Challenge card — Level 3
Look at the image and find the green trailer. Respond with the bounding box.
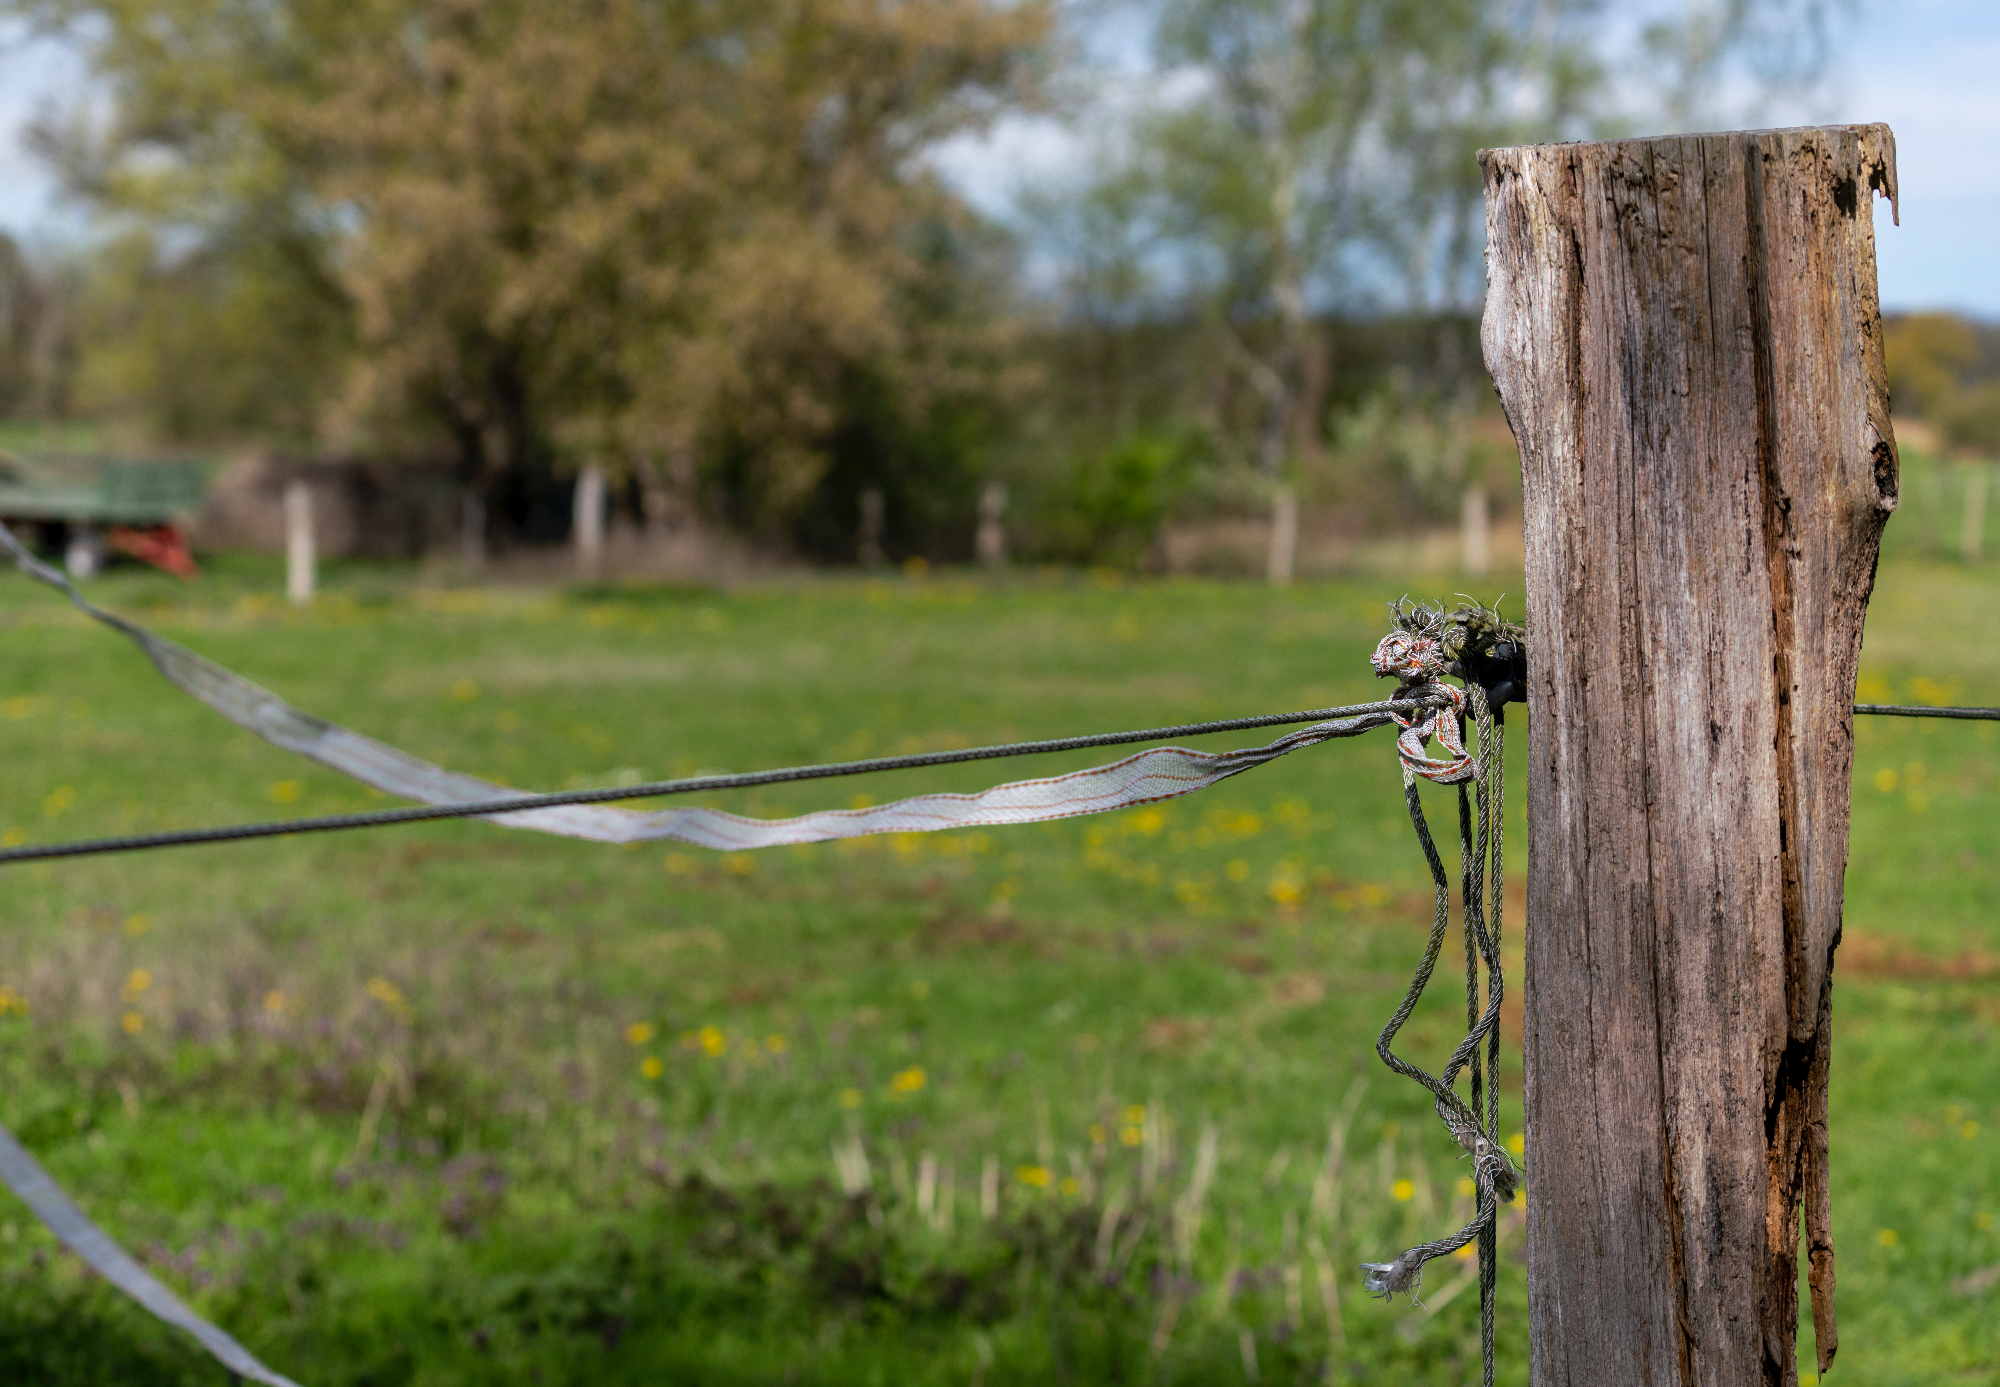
[0,452,208,577]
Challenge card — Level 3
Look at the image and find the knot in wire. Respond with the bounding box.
[1360,1252,1430,1299]
[1459,1130,1520,1206]
[1371,600,1487,785]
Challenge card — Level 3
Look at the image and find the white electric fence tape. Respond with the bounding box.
[0,518,1395,1385]
[0,1125,302,1387]
[0,521,1391,846]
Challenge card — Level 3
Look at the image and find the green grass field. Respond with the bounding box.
[0,478,1997,1383]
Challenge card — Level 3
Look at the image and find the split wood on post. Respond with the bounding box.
[1481,125,1898,1383]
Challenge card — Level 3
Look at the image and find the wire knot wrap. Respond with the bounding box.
[1371,621,1473,782]
[1365,601,1519,1384]
[1370,599,1523,786]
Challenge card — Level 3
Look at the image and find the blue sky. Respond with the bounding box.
[3,1,1995,314]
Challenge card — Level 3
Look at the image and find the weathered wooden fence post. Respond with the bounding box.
[1480,126,1900,1382]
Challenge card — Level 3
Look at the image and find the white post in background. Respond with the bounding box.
[63,526,105,579]
[1461,483,1490,575]
[976,480,1008,568]
[1962,464,1988,564]
[284,479,315,607]
[1266,484,1298,586]
[460,489,486,574]
[574,464,606,578]
[858,487,885,568]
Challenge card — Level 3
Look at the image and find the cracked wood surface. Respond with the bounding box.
[1479,125,1898,1385]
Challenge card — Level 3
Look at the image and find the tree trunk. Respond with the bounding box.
[1480,125,1900,1383]
[1266,485,1298,587]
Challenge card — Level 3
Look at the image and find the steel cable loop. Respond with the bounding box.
[1372,775,1482,1138]
[1361,641,1514,1387]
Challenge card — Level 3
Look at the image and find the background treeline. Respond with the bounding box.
[0,0,1954,568]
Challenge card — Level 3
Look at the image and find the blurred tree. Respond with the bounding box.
[1884,312,2000,458]
[0,233,77,421]
[1079,0,1594,581]
[1023,0,1865,574]
[15,0,1048,549]
[1885,312,1982,421]
[1640,0,1857,133]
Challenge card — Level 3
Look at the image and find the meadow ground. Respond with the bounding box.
[0,474,1997,1384]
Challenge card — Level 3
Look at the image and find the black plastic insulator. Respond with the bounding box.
[1459,641,1527,716]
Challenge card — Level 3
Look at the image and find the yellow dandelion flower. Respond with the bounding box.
[1225,859,1250,882]
[1058,1177,1081,1196]
[1511,1189,1527,1209]
[1456,1177,1477,1198]
[1506,1132,1525,1156]
[839,1088,863,1109]
[1016,1165,1051,1188]
[1123,1104,1146,1125]
[1965,1121,1980,1140]
[664,853,697,876]
[364,977,409,1018]
[123,915,150,937]
[451,679,479,702]
[42,785,75,818]
[1873,767,1898,793]
[698,1025,726,1056]
[263,991,288,1014]
[625,1022,657,1046]
[119,969,153,1003]
[1453,1243,1476,1260]
[1391,1178,1416,1202]
[1976,1211,1993,1230]
[1875,1228,1898,1247]
[1120,1126,1143,1147]
[640,1056,664,1079]
[121,1012,143,1035]
[723,854,755,876]
[1089,1124,1109,1144]
[270,780,304,805]
[889,1067,926,1095]
[764,1033,788,1054]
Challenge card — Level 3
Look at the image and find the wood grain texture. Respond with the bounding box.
[1479,126,1898,1385]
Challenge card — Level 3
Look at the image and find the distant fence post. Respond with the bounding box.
[1962,464,1988,564]
[1460,484,1489,575]
[574,464,607,579]
[976,480,1008,568]
[1481,125,1900,1380]
[284,478,315,607]
[858,487,885,568]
